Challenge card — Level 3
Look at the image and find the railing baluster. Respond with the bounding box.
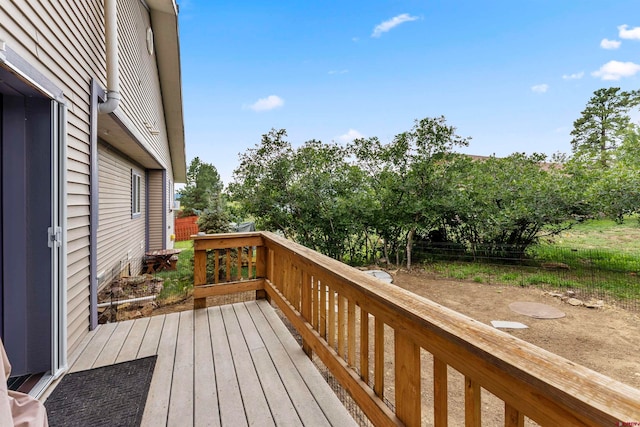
[434,357,448,427]
[348,299,356,367]
[337,295,346,358]
[214,249,219,284]
[301,270,312,358]
[236,246,242,280]
[319,280,326,339]
[311,276,318,330]
[225,248,231,282]
[465,376,481,427]
[504,403,524,427]
[395,331,421,427]
[360,307,369,384]
[328,287,336,348]
[374,318,384,399]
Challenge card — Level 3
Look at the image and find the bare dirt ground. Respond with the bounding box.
[391,268,640,391]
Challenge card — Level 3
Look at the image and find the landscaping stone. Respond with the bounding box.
[567,298,583,306]
[491,320,528,329]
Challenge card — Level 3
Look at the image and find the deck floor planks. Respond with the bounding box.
[140,311,180,427]
[69,321,118,373]
[137,314,165,359]
[255,300,358,426]
[53,301,357,426]
[221,304,276,427]
[116,316,150,363]
[194,308,220,427]
[167,310,195,426]
[92,319,134,368]
[208,306,248,427]
[234,303,302,427]
[246,302,333,426]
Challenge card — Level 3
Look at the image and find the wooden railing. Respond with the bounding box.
[193,232,640,426]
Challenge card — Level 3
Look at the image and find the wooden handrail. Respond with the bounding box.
[193,232,640,426]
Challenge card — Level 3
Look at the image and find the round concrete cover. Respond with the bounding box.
[364,270,393,283]
[508,302,566,319]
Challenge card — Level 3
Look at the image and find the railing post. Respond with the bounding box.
[194,248,207,309]
[255,246,267,300]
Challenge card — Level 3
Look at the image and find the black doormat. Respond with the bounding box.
[44,356,157,427]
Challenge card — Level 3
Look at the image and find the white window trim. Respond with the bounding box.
[132,170,142,218]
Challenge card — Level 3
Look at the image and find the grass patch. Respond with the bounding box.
[155,240,194,303]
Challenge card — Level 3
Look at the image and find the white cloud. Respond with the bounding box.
[562,71,584,80]
[600,38,621,49]
[592,60,640,80]
[337,129,365,143]
[328,69,349,75]
[618,24,640,40]
[531,84,549,93]
[247,95,284,112]
[371,14,419,38]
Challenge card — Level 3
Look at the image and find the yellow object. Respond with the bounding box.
[170,233,175,241]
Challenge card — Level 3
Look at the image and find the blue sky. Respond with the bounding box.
[176,0,640,185]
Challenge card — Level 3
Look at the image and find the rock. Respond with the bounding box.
[133,310,143,318]
[547,292,564,298]
[565,290,576,297]
[110,286,124,297]
[140,305,153,317]
[567,298,583,306]
[585,300,604,309]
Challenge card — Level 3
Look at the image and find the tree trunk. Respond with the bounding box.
[406,228,415,270]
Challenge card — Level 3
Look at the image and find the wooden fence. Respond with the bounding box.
[174,215,199,241]
[193,232,640,426]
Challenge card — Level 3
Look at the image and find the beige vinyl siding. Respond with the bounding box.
[117,0,173,173]
[97,145,146,284]
[148,170,164,250]
[0,0,179,356]
[0,1,106,354]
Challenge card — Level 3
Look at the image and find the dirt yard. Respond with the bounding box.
[391,268,640,390]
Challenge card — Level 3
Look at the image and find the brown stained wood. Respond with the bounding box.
[319,280,327,339]
[201,232,640,425]
[225,248,231,282]
[348,300,356,367]
[265,280,400,427]
[374,317,384,399]
[311,277,318,330]
[465,376,481,427]
[214,249,219,284]
[395,330,421,427]
[236,247,242,280]
[256,246,266,277]
[360,307,369,384]
[301,271,312,358]
[194,249,207,309]
[505,403,524,427]
[193,234,263,251]
[328,287,336,348]
[337,295,346,359]
[248,246,254,279]
[193,279,264,298]
[434,357,448,427]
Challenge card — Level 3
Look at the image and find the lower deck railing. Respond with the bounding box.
[193,232,640,426]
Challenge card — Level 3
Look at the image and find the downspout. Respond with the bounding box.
[98,0,120,114]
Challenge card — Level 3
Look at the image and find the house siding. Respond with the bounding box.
[0,0,181,356]
[97,145,146,284]
[148,170,164,250]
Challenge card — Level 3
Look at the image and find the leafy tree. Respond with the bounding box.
[178,157,224,214]
[570,87,639,167]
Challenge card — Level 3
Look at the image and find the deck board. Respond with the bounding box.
[51,301,357,426]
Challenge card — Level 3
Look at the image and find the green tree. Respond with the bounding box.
[570,87,639,167]
[178,157,224,213]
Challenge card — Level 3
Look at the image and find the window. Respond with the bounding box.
[132,170,142,217]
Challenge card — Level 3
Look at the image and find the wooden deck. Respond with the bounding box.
[46,300,357,426]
